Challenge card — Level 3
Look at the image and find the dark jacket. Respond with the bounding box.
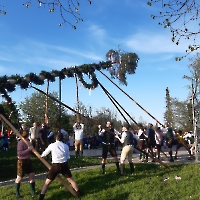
[123,131,134,147]
[102,128,115,144]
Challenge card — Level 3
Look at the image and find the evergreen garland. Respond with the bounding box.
[0,54,139,104]
[0,61,112,103]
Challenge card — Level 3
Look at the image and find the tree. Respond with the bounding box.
[137,116,147,127]
[60,114,73,134]
[184,53,200,128]
[0,101,21,147]
[164,87,175,128]
[0,0,92,29]
[164,53,200,131]
[148,0,200,60]
[0,101,20,128]
[19,91,65,129]
[171,98,193,131]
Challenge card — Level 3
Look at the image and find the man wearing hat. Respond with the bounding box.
[115,122,138,176]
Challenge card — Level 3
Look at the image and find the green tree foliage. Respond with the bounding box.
[186,53,200,127]
[164,53,200,131]
[59,114,73,134]
[18,91,65,129]
[171,98,193,131]
[164,87,175,128]
[0,101,21,147]
[0,101,20,127]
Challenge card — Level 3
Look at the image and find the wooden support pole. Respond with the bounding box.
[0,114,78,197]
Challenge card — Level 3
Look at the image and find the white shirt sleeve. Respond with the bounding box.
[120,132,127,143]
[98,129,105,136]
[41,144,52,157]
[114,129,121,136]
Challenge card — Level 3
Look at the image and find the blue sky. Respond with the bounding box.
[0,0,196,125]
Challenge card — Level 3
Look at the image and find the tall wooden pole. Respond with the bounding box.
[45,80,49,124]
[0,114,78,197]
[31,86,171,169]
[59,78,62,131]
[99,70,164,126]
[75,75,80,122]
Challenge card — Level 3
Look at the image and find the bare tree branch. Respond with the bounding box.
[147,0,200,60]
[0,5,6,15]
[1,1,92,29]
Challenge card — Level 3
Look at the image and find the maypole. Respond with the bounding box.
[44,80,49,124]
[59,77,62,130]
[98,81,171,168]
[98,81,138,125]
[75,75,80,122]
[98,70,164,126]
[30,86,171,169]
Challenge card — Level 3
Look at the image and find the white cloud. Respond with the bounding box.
[0,55,13,62]
[124,30,191,54]
[87,24,106,45]
[0,39,104,73]
[47,45,103,61]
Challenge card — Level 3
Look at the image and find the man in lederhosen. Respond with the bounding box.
[98,121,120,174]
[137,123,148,162]
[115,123,138,176]
[165,127,174,162]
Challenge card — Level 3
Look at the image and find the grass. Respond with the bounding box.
[1,147,200,200]
[0,147,111,181]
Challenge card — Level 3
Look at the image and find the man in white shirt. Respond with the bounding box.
[39,133,82,200]
[73,122,84,158]
[29,122,40,151]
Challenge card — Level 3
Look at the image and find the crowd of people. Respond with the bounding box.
[135,122,195,163]
[8,119,195,199]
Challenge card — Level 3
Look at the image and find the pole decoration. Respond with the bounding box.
[0,50,139,104]
[106,49,139,86]
[0,61,112,103]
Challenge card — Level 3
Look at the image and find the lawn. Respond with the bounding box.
[1,148,200,200]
